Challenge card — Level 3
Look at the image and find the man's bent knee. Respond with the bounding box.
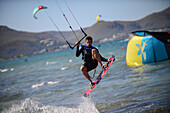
[80,65,87,72]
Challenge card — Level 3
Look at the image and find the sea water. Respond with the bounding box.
[0,39,170,113]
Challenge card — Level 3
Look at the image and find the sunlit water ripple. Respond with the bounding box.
[0,39,170,113]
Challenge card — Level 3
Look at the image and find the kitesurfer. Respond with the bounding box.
[76,36,108,86]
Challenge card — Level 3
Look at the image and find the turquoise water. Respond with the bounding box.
[0,39,170,113]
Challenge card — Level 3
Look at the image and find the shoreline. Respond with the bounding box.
[0,38,128,62]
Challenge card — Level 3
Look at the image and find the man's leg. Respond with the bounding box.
[92,49,103,68]
[80,65,92,83]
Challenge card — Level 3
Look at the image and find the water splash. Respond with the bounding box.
[2,97,99,113]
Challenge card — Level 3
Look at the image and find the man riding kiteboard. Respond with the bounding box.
[76,36,109,87]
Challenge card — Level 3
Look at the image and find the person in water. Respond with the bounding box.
[76,36,108,86]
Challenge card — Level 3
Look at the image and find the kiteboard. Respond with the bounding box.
[84,55,115,97]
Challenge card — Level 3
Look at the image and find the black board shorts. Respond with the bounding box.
[83,59,98,72]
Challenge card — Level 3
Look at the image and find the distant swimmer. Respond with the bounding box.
[76,36,109,86]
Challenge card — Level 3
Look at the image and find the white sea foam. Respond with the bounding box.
[46,61,57,65]
[31,82,45,88]
[31,81,62,89]
[47,81,61,85]
[1,86,17,93]
[69,59,73,63]
[2,98,99,113]
[120,38,129,42]
[61,67,68,71]
[0,69,8,72]
[124,38,129,42]
[10,68,14,71]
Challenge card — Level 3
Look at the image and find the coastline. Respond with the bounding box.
[0,37,127,62]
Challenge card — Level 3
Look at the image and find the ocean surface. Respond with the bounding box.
[0,39,170,113]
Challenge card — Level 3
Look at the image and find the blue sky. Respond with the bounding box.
[0,0,169,32]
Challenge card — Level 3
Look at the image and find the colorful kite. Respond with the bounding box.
[33,6,47,19]
[96,15,102,24]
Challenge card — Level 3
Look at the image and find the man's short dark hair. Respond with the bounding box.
[86,36,93,43]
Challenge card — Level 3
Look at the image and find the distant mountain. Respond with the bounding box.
[0,27,73,60]
[86,7,170,41]
[0,7,170,61]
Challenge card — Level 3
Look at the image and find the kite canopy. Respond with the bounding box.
[33,6,47,19]
[96,15,102,24]
[126,31,170,67]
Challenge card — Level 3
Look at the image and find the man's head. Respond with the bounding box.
[85,36,93,47]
